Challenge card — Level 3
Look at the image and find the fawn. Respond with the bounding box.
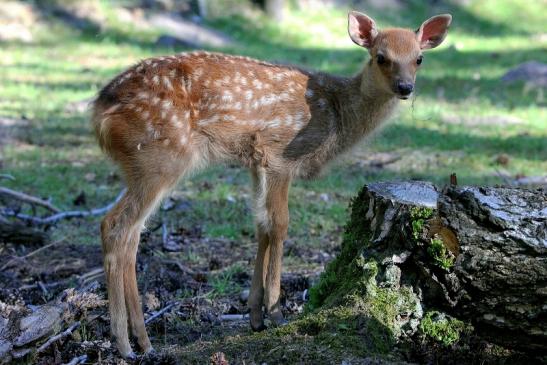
[92,11,451,358]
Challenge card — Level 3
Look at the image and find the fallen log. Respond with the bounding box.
[309,181,546,356]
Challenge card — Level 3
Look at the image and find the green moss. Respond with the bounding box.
[410,206,434,240]
[427,237,455,270]
[419,311,468,346]
[307,186,375,310]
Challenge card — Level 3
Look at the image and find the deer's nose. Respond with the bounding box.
[397,81,414,96]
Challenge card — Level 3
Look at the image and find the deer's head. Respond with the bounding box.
[348,11,452,99]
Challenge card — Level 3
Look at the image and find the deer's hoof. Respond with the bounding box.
[268,310,287,327]
[121,350,137,361]
[251,322,268,332]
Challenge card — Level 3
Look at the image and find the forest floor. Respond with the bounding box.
[0,0,545,364]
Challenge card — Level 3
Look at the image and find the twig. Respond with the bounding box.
[220,314,249,321]
[162,222,168,246]
[165,259,198,276]
[37,321,81,353]
[63,354,88,365]
[2,188,126,225]
[145,302,179,324]
[38,281,48,295]
[0,186,61,213]
[0,237,65,271]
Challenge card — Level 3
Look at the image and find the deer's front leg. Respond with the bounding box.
[262,174,291,326]
[249,170,291,329]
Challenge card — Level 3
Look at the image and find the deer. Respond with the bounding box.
[91,11,452,358]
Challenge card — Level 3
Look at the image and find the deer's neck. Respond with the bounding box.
[331,65,399,152]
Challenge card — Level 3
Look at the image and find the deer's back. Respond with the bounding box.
[91,51,326,173]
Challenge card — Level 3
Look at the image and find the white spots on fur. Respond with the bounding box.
[204,79,211,87]
[180,135,188,145]
[152,75,159,85]
[142,110,150,119]
[197,115,219,126]
[192,68,203,81]
[240,77,248,86]
[163,76,173,90]
[162,99,173,110]
[233,101,242,110]
[245,90,253,100]
[144,59,151,65]
[183,111,190,121]
[222,90,233,103]
[152,96,160,105]
[163,139,170,146]
[222,115,236,121]
[169,69,176,78]
[252,79,263,90]
[137,91,149,100]
[170,114,180,127]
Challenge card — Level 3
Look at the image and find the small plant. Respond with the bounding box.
[410,207,434,240]
[427,236,454,270]
[208,264,245,298]
[419,311,467,346]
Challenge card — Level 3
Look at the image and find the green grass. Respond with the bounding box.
[1,0,545,253]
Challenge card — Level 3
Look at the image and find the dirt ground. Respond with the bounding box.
[0,218,333,364]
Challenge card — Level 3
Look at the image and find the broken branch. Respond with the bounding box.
[36,321,81,354]
[0,186,61,213]
[2,188,126,225]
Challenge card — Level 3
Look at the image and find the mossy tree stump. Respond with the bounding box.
[309,181,546,354]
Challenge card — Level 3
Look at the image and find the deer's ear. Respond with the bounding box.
[348,11,378,49]
[416,14,452,50]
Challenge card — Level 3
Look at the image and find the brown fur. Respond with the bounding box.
[91,11,451,358]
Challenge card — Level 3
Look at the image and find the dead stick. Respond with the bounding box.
[37,321,81,353]
[0,237,65,271]
[0,186,61,213]
[63,354,88,365]
[3,188,126,225]
[145,302,179,324]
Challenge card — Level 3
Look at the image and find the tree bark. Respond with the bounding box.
[359,181,546,352]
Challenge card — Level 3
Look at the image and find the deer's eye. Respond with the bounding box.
[377,54,386,65]
[417,55,423,65]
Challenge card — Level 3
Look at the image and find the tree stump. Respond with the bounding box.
[309,181,546,355]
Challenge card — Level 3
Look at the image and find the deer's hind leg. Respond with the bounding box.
[101,160,183,358]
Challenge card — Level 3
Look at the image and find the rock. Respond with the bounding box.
[148,13,234,48]
[14,305,64,347]
[501,61,547,87]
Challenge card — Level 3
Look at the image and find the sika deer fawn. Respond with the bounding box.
[92,11,451,358]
